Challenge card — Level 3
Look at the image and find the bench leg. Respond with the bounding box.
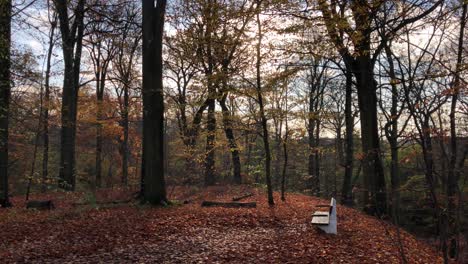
[317,219,337,235]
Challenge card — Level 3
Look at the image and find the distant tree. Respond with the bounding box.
[341,68,354,206]
[171,0,257,185]
[394,16,452,261]
[306,59,327,196]
[111,3,141,187]
[317,0,443,215]
[0,0,11,207]
[141,0,167,204]
[164,30,205,179]
[41,9,58,193]
[85,1,118,188]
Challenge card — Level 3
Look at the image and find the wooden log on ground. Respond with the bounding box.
[232,193,254,201]
[72,199,132,207]
[26,200,55,210]
[201,201,256,208]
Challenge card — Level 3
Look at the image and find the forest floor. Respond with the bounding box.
[0,185,448,263]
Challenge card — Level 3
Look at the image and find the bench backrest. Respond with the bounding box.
[330,197,336,219]
[328,198,336,213]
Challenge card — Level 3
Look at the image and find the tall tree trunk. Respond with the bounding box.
[204,97,216,186]
[55,0,86,191]
[421,118,448,262]
[384,43,401,220]
[141,0,167,204]
[256,6,274,205]
[42,14,56,193]
[95,73,103,188]
[219,94,241,184]
[89,33,113,189]
[274,131,281,189]
[318,0,388,215]
[341,70,353,205]
[121,86,129,186]
[353,55,387,215]
[59,77,79,191]
[335,125,342,196]
[202,0,216,186]
[280,132,288,201]
[281,85,289,201]
[447,2,467,258]
[94,51,109,188]
[315,118,321,195]
[0,0,11,207]
[336,127,344,164]
[308,116,316,193]
[307,63,323,196]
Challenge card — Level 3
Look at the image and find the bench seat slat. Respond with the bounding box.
[312,211,329,216]
[311,215,330,225]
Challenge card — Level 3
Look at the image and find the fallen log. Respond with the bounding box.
[232,193,254,201]
[26,200,55,210]
[72,199,132,207]
[201,201,256,208]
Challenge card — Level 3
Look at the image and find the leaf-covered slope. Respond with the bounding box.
[0,186,444,263]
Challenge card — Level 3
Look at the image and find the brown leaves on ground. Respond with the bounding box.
[0,186,444,263]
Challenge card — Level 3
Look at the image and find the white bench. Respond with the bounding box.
[311,197,337,234]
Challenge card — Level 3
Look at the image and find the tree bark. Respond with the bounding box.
[113,8,140,187]
[0,0,11,207]
[42,14,57,193]
[384,43,400,220]
[353,55,387,215]
[90,41,112,188]
[306,61,326,196]
[141,0,167,204]
[447,2,466,258]
[121,86,129,186]
[219,94,241,184]
[204,97,216,186]
[256,5,274,205]
[55,0,86,191]
[95,71,103,188]
[315,117,321,195]
[341,70,353,205]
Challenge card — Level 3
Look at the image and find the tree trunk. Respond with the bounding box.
[256,6,274,205]
[281,129,288,201]
[336,127,343,165]
[55,0,86,191]
[341,70,353,205]
[219,95,241,184]
[121,86,129,186]
[447,2,466,258]
[59,76,79,191]
[141,0,167,204]
[0,0,11,207]
[204,97,216,186]
[42,14,56,193]
[353,55,387,215]
[95,77,103,188]
[308,116,316,193]
[274,132,281,189]
[314,108,321,195]
[384,43,400,220]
